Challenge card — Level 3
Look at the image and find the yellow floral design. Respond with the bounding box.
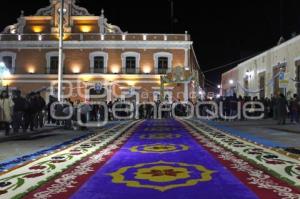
[109,161,215,192]
[130,144,189,153]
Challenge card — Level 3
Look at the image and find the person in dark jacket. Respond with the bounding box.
[290,94,300,124]
[12,90,28,133]
[35,92,46,128]
[24,92,39,131]
[277,94,288,125]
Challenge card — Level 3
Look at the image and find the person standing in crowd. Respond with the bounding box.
[272,94,279,120]
[12,90,28,133]
[24,92,39,131]
[277,93,288,125]
[0,90,14,136]
[290,94,299,124]
[36,92,46,128]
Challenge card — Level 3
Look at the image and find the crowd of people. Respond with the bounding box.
[1,90,299,136]
[0,90,46,136]
[206,93,300,125]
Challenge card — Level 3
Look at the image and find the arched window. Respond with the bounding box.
[121,52,140,74]
[89,52,108,73]
[154,52,173,74]
[0,51,16,74]
[46,51,65,74]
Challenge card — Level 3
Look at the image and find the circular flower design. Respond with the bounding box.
[130,144,189,154]
[0,182,11,188]
[109,161,215,192]
[24,172,44,178]
[29,165,46,170]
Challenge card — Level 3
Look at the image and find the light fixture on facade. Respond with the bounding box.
[229,79,234,85]
[72,66,81,74]
[143,34,147,41]
[32,26,44,33]
[18,34,22,41]
[112,66,120,74]
[80,26,92,33]
[38,34,42,41]
[246,70,251,79]
[122,34,126,41]
[28,67,35,74]
[143,66,151,74]
[217,85,221,89]
[164,35,167,41]
[101,34,105,41]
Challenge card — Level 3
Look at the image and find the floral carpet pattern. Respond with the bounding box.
[0,121,137,199]
[1,120,300,199]
[186,119,300,187]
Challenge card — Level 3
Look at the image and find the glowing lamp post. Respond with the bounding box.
[0,62,10,89]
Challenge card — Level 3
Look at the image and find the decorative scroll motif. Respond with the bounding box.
[99,9,124,34]
[35,0,93,16]
[35,4,52,16]
[71,2,92,16]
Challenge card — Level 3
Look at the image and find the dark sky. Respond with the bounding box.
[1,0,300,89]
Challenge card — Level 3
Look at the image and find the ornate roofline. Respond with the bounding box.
[35,0,93,16]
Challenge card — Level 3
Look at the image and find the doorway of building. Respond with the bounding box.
[244,78,249,97]
[273,65,286,96]
[259,72,265,99]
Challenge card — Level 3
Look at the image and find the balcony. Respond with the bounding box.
[0,33,190,42]
[125,68,136,74]
[157,68,168,74]
[94,68,105,73]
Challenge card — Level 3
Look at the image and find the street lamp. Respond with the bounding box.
[0,62,10,88]
[217,85,221,89]
[57,0,66,102]
[229,79,234,85]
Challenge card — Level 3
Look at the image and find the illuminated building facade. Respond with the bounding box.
[0,0,203,103]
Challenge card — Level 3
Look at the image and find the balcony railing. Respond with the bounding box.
[0,33,190,42]
[157,68,168,74]
[125,68,137,74]
[94,68,105,73]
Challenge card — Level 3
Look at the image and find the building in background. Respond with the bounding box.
[0,0,203,103]
[221,35,300,99]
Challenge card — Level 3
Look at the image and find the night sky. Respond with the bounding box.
[1,0,300,90]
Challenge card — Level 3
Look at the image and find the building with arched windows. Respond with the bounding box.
[0,0,203,103]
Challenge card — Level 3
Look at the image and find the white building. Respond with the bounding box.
[221,35,300,99]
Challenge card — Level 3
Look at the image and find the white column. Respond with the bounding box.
[107,85,112,102]
[184,82,189,102]
[184,49,189,69]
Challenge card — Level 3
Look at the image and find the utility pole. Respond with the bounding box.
[58,0,64,102]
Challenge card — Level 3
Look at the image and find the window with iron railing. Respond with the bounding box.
[2,56,13,73]
[49,56,59,74]
[94,56,104,73]
[126,57,136,74]
[157,57,168,74]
